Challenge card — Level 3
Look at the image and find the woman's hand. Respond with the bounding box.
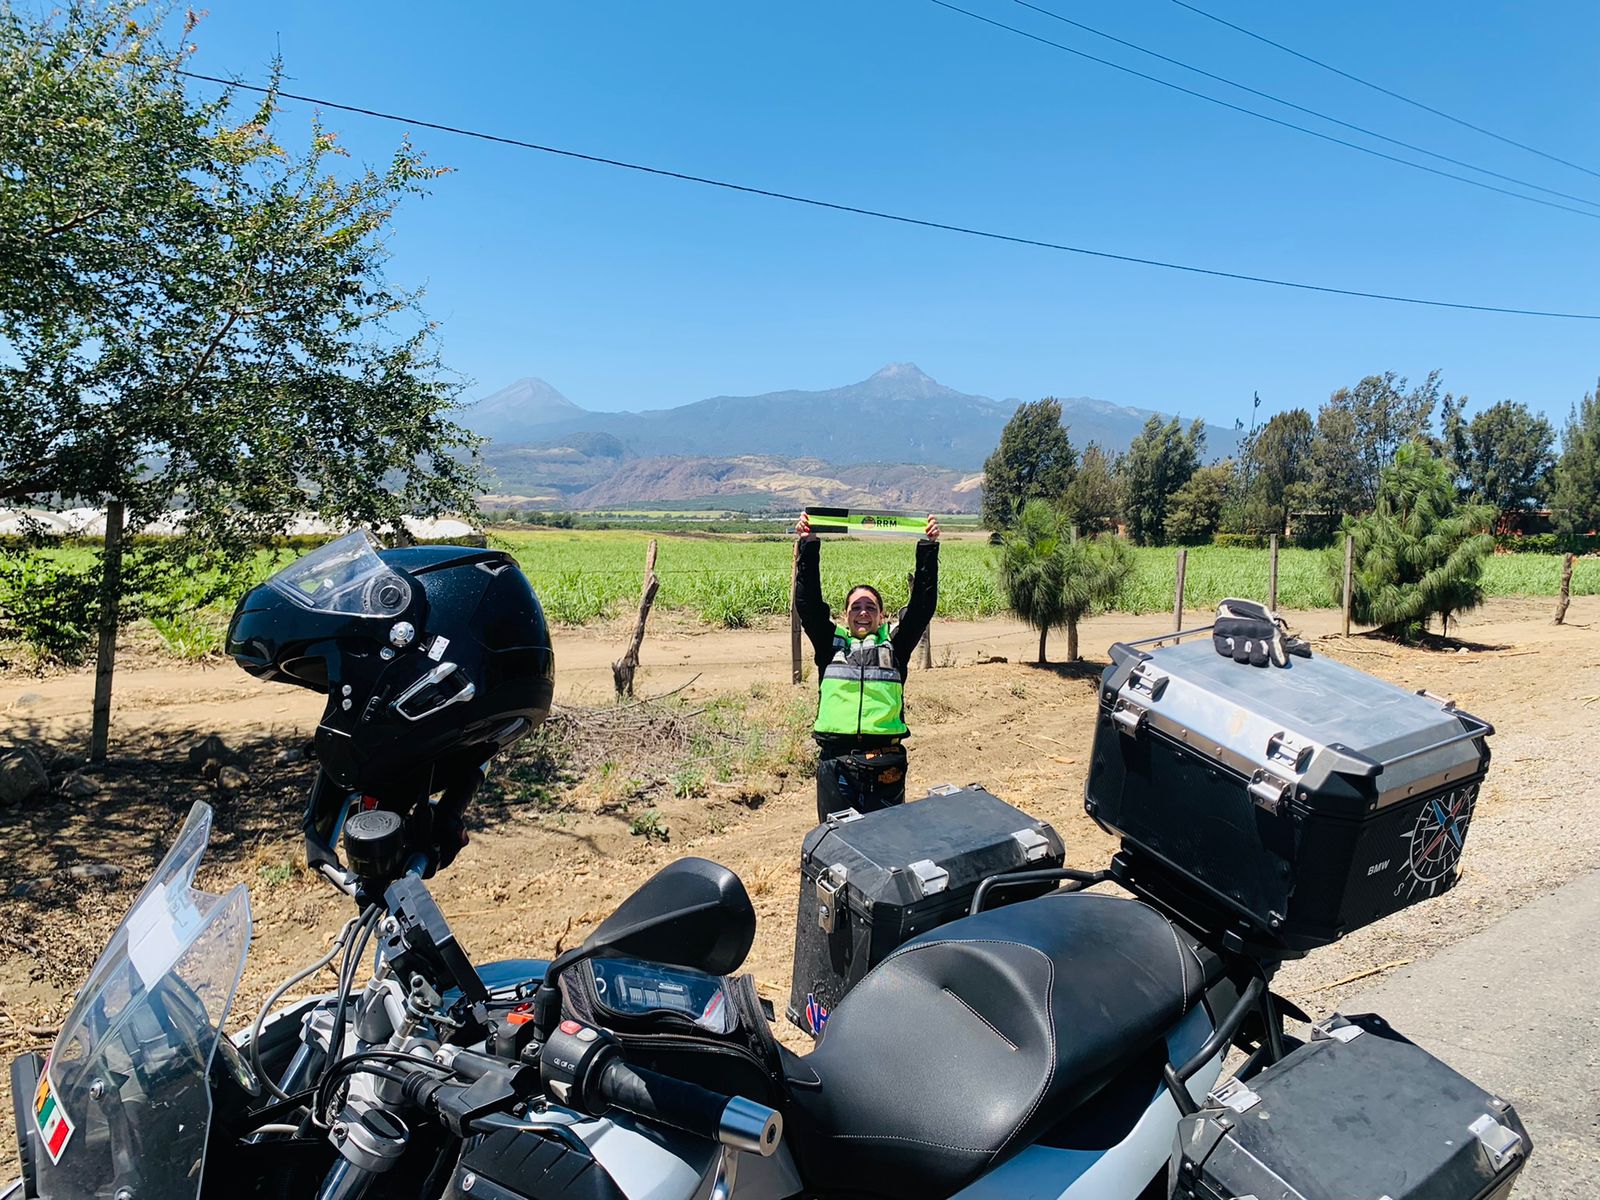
[925,514,941,541]
[796,512,812,539]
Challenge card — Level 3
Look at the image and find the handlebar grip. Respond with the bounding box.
[592,1060,781,1156]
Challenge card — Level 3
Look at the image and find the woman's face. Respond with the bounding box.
[845,589,883,636]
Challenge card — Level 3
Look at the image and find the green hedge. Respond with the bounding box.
[1493,532,1600,554]
[1212,533,1272,549]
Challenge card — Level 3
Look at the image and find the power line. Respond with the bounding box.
[1007,0,1600,212]
[1168,0,1600,184]
[174,69,1600,321]
[926,0,1600,223]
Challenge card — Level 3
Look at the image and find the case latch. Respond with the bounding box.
[1011,828,1051,862]
[1127,662,1169,700]
[1207,1078,1262,1114]
[908,859,950,896]
[1468,1113,1525,1172]
[1112,698,1148,738]
[1247,769,1293,815]
[1266,731,1310,773]
[816,868,847,934]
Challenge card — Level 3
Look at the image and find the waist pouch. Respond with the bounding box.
[559,958,784,1104]
[829,744,908,792]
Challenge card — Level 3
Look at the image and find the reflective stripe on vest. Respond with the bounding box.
[814,623,907,737]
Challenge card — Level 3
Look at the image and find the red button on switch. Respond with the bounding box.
[559,1019,583,1035]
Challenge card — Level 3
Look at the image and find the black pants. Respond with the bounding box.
[815,743,908,823]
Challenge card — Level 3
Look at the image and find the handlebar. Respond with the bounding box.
[592,1059,781,1156]
[540,1019,781,1156]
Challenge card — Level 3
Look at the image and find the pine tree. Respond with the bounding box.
[1333,443,1495,642]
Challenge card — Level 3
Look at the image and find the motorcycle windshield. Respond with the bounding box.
[266,528,412,617]
[34,801,250,1200]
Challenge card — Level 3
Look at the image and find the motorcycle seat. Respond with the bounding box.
[782,889,1218,1200]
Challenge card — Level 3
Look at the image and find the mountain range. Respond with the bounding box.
[466,364,1240,511]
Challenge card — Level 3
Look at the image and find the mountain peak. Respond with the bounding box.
[869,362,934,383]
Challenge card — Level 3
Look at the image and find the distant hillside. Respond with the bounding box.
[568,455,982,513]
[462,363,1241,471]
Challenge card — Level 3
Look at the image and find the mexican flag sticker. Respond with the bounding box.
[33,1062,75,1164]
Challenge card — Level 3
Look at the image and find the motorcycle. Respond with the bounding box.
[7,780,1531,1200]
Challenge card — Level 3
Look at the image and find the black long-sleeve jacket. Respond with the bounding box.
[795,535,939,749]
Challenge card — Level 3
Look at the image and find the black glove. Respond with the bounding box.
[1212,598,1309,667]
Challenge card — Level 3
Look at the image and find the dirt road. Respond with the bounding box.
[1,595,1596,1179]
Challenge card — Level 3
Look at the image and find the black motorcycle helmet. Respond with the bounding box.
[227,530,555,796]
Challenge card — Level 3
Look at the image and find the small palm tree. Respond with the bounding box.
[998,500,1069,663]
[1060,530,1135,662]
[998,501,1134,663]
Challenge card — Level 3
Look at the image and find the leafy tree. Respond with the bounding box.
[1552,381,1600,537]
[1463,400,1556,511]
[1163,464,1234,543]
[1060,442,1122,534]
[1120,416,1204,546]
[1333,443,1495,642]
[981,398,1077,531]
[995,500,1132,662]
[1439,391,1471,487]
[1287,402,1365,546]
[0,4,478,759]
[1235,409,1312,534]
[1340,370,1448,507]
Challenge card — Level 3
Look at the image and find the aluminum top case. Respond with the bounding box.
[1085,635,1493,951]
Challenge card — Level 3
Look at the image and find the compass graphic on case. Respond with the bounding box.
[1398,785,1477,898]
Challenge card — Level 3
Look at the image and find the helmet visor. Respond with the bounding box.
[266,530,413,617]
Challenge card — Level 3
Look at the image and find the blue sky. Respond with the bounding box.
[184,1,1600,427]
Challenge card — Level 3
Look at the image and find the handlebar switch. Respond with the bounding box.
[540,1019,619,1112]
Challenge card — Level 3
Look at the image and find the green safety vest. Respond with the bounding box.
[814,623,907,737]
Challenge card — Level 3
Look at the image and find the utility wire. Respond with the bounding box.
[927,0,1600,223]
[174,69,1600,320]
[1007,0,1600,212]
[1168,0,1600,184]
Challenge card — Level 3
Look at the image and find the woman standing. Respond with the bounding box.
[794,512,940,822]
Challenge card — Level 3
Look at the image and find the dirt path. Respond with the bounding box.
[1,596,1596,1178]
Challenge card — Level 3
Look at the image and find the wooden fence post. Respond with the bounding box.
[907,571,933,668]
[88,499,126,765]
[1342,534,1355,637]
[611,539,659,698]
[790,540,803,684]
[1268,534,1280,612]
[1554,552,1575,625]
[1173,548,1188,633]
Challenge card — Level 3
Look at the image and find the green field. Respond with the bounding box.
[489,531,1600,627]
